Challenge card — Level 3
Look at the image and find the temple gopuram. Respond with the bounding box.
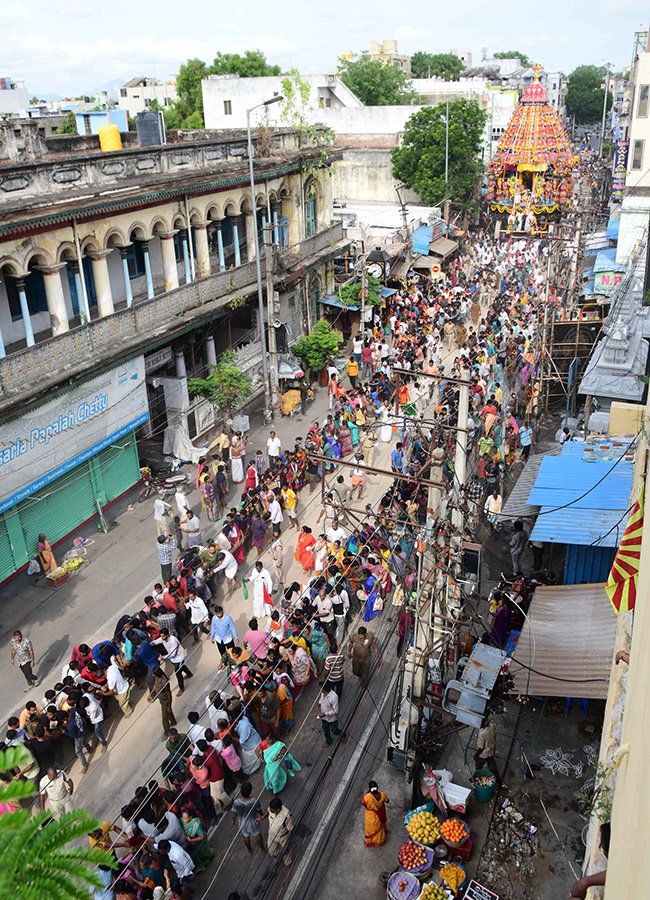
[486,67,577,234]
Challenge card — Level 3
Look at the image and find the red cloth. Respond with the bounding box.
[162,591,178,613]
[71,644,93,668]
[203,747,225,783]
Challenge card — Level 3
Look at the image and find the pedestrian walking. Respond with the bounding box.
[39,766,73,818]
[79,694,108,753]
[473,715,499,779]
[148,667,177,736]
[249,561,274,619]
[153,497,172,538]
[268,491,284,537]
[316,683,345,747]
[509,519,527,576]
[347,356,359,388]
[362,781,389,847]
[11,630,38,689]
[103,661,132,716]
[232,781,265,855]
[323,640,344,697]
[259,797,294,869]
[348,626,378,686]
[270,535,285,593]
[267,431,282,467]
[211,606,238,658]
[156,533,176,583]
[157,628,193,696]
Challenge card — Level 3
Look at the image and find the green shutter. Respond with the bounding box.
[0,430,141,584]
[96,432,141,503]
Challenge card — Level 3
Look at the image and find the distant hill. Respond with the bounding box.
[31,92,64,102]
[100,78,124,95]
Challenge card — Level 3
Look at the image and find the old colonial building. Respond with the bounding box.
[0,123,347,582]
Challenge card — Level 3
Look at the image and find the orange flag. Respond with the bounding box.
[606,490,644,613]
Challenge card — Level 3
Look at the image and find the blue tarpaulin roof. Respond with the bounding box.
[320,295,360,311]
[606,219,620,241]
[594,249,625,273]
[528,442,634,546]
[412,225,432,256]
[381,288,397,297]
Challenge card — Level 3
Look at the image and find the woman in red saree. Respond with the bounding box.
[294,526,316,571]
[227,521,246,565]
[362,781,389,847]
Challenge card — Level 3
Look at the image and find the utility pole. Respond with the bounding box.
[599,64,611,159]
[452,368,470,532]
[360,262,367,336]
[264,224,279,412]
[445,97,450,231]
[537,246,553,422]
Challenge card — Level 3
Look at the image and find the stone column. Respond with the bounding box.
[273,210,280,246]
[244,210,257,262]
[175,350,187,378]
[118,246,134,307]
[159,232,180,292]
[215,221,225,271]
[233,221,241,267]
[35,263,69,336]
[141,240,155,299]
[12,277,35,347]
[193,221,211,278]
[179,229,192,284]
[0,322,5,357]
[206,335,217,367]
[68,261,84,317]
[87,250,115,318]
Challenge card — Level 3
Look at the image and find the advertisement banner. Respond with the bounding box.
[612,140,629,202]
[0,357,148,513]
[594,271,623,296]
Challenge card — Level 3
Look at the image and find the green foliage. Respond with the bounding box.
[392,98,487,205]
[411,52,465,81]
[176,57,209,120]
[180,109,204,129]
[55,112,77,134]
[566,65,613,124]
[127,114,137,131]
[494,50,532,67]
[339,54,418,106]
[29,96,40,105]
[149,99,182,131]
[211,50,280,77]
[338,274,382,307]
[291,320,342,372]
[188,349,253,416]
[279,69,335,175]
[0,746,116,900]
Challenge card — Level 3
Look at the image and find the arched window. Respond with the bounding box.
[305,184,318,238]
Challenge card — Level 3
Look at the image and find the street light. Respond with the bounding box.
[599,62,612,159]
[246,94,283,423]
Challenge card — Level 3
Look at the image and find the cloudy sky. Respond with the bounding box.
[7,0,649,97]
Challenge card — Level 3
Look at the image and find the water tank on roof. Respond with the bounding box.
[136,110,166,147]
[98,124,122,152]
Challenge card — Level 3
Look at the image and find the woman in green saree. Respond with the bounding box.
[257,733,301,795]
[181,810,214,872]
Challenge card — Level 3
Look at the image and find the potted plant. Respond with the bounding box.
[291,320,342,384]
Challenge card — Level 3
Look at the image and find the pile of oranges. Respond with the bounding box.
[440,818,468,846]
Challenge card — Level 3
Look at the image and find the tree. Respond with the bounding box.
[187,349,253,417]
[279,69,335,174]
[338,275,382,307]
[566,65,613,124]
[176,57,209,121]
[0,745,115,900]
[493,50,532,67]
[392,99,487,206]
[149,99,182,131]
[29,96,40,105]
[127,114,137,131]
[339,55,418,106]
[211,50,280,77]
[291,320,342,373]
[55,112,77,134]
[411,52,465,81]
[180,109,204,129]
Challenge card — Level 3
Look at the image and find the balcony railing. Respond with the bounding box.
[0,222,345,404]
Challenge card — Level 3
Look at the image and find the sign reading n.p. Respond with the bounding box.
[0,356,149,513]
[463,880,499,900]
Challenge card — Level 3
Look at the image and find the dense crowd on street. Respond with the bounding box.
[1,227,548,900]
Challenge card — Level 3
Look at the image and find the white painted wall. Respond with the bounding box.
[202,74,362,130]
[333,149,422,204]
[320,105,425,135]
[626,52,650,191]
[118,81,178,119]
[0,86,30,115]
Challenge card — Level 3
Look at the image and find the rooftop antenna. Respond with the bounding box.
[481,47,488,61]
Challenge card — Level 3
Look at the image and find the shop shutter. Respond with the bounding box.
[0,519,16,584]
[97,432,141,503]
[19,464,96,562]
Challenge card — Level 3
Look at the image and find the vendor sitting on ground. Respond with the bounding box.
[565,822,609,899]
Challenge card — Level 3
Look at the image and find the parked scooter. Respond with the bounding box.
[137,467,189,503]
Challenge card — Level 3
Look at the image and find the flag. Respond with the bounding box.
[606,489,644,613]
[263,582,274,607]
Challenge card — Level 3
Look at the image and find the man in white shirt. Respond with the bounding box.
[104,662,132,716]
[314,588,335,640]
[80,693,108,753]
[187,711,206,749]
[214,550,239,598]
[158,838,194,881]
[61,660,82,684]
[39,766,73,817]
[249,560,274,618]
[157,629,193,696]
[205,690,229,733]
[352,334,363,364]
[267,431,282,466]
[268,492,284,537]
[326,518,347,545]
[316,683,344,747]
[153,497,172,537]
[175,487,191,518]
[186,592,211,641]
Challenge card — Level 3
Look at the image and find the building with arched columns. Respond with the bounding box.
[0,124,349,584]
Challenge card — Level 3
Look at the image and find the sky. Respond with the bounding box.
[6,0,649,97]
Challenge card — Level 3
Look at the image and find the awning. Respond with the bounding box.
[412,255,442,271]
[606,219,620,241]
[510,583,616,699]
[429,237,459,259]
[319,296,360,311]
[501,450,559,520]
[381,288,397,297]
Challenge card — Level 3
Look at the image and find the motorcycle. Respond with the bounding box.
[137,467,189,503]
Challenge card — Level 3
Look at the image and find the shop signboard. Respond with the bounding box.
[0,356,148,513]
[463,880,499,900]
[594,271,623,295]
[612,140,629,202]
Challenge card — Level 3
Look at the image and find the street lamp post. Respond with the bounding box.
[246,94,283,423]
[599,63,611,159]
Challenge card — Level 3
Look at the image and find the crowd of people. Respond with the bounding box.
[1,226,548,898]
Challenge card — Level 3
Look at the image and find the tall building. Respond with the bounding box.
[118,77,178,119]
[368,40,412,76]
[0,122,348,584]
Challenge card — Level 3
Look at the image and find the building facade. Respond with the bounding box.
[118,77,178,119]
[0,124,347,583]
[368,40,412,76]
